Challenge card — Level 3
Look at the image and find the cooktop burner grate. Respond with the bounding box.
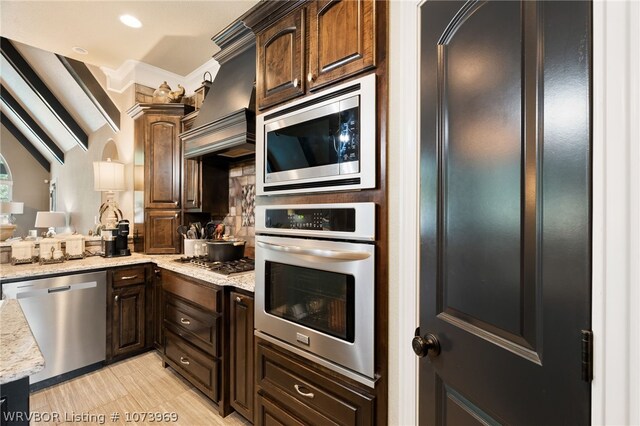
[174,256,255,275]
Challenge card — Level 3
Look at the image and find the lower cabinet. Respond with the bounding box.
[255,339,375,426]
[160,270,226,415]
[230,291,254,422]
[107,265,153,361]
[0,376,29,426]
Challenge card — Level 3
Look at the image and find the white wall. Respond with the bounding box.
[387,1,640,424]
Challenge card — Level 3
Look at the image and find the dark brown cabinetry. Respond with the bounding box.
[256,8,306,110]
[127,103,192,254]
[144,210,181,254]
[152,268,163,350]
[161,270,227,413]
[307,0,376,91]
[107,265,153,361]
[255,339,374,426]
[252,0,376,111]
[183,159,201,210]
[230,291,254,422]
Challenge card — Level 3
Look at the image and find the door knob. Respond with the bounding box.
[412,328,441,358]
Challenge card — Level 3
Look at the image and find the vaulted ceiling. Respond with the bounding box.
[0,1,258,169]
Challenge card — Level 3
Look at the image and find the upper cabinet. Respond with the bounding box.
[257,8,305,110]
[251,0,377,111]
[307,0,376,91]
[145,115,182,209]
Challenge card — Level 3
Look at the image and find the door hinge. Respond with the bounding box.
[581,330,593,382]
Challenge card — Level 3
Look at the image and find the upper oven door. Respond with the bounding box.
[255,234,375,380]
[257,73,376,196]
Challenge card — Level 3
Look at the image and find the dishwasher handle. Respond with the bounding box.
[48,286,71,293]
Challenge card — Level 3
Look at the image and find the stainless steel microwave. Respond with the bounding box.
[256,74,376,195]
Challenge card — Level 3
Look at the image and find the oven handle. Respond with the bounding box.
[257,241,371,260]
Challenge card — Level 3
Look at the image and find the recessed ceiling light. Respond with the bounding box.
[72,46,89,55]
[119,14,142,28]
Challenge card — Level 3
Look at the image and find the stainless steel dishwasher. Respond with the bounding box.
[3,271,106,386]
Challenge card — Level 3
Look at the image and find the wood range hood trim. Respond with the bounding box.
[182,20,256,159]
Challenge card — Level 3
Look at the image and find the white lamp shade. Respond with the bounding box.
[35,211,66,228]
[0,201,24,214]
[94,160,125,192]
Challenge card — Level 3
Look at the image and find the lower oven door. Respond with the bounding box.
[255,235,375,382]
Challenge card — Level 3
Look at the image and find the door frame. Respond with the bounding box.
[387,1,640,425]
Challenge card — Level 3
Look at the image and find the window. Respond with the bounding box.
[0,154,13,202]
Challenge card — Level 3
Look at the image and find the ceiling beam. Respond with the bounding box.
[1,84,65,165]
[57,55,120,133]
[1,113,51,172]
[1,37,89,150]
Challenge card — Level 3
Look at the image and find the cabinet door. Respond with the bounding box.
[145,115,182,209]
[183,158,201,211]
[230,292,254,422]
[257,8,305,110]
[307,0,376,91]
[112,285,146,357]
[145,210,181,254]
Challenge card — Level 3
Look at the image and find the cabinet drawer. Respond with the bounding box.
[161,270,221,312]
[165,295,220,356]
[164,330,219,401]
[112,266,146,287]
[256,392,306,426]
[256,342,374,425]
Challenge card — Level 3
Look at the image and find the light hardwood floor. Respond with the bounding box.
[29,351,251,426]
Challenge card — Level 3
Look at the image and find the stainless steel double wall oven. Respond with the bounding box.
[254,203,376,386]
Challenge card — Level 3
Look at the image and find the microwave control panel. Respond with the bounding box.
[265,208,356,232]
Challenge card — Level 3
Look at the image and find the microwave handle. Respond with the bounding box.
[256,241,371,261]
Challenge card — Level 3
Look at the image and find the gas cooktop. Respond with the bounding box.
[174,256,255,275]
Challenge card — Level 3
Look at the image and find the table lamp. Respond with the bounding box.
[35,211,66,238]
[0,201,24,240]
[94,158,125,229]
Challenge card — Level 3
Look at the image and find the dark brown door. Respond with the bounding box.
[307,0,376,91]
[112,285,146,357]
[144,210,181,254]
[256,8,305,110]
[145,115,181,209]
[230,291,254,422]
[418,1,591,424]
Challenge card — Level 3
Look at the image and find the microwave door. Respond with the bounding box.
[264,96,361,184]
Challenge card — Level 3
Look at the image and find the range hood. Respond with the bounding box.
[182,21,256,159]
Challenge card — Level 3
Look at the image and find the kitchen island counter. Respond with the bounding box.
[0,299,45,384]
[0,253,255,292]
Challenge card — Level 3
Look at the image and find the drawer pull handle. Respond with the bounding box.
[180,357,190,365]
[294,384,314,399]
[180,318,191,325]
[235,296,242,303]
[120,275,138,280]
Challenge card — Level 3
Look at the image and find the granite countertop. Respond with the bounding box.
[0,253,255,293]
[0,299,45,384]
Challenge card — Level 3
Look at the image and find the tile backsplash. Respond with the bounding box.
[223,160,256,257]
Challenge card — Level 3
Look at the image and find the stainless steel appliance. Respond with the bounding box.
[3,271,107,387]
[256,74,376,195]
[174,256,255,275]
[254,203,376,387]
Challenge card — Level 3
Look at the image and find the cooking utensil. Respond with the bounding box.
[176,225,188,239]
[205,239,245,262]
[204,222,216,240]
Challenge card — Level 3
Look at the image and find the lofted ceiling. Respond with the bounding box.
[0,0,259,168]
[0,0,259,75]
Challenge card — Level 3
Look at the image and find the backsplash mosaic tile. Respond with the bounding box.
[223,159,256,257]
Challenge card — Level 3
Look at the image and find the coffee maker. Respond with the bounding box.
[102,220,131,257]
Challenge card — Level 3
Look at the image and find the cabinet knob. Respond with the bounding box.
[307,72,316,83]
[235,296,242,303]
[114,295,119,303]
[293,78,299,88]
[173,200,179,206]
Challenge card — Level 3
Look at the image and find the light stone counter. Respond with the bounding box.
[0,253,255,293]
[0,299,45,384]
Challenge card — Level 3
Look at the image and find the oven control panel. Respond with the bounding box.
[265,208,355,232]
[256,203,375,241]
